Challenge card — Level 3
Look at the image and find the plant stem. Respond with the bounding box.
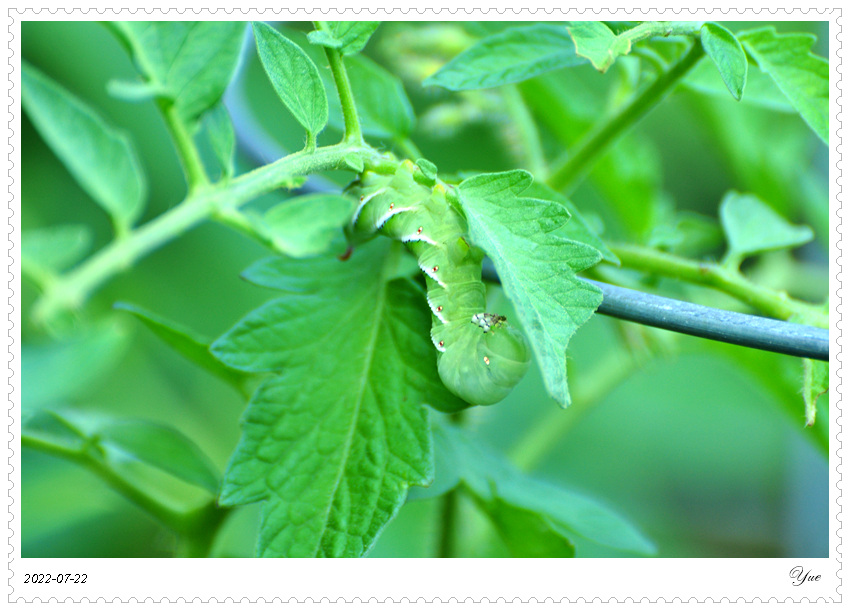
[22,434,186,533]
[317,22,363,144]
[436,411,466,558]
[437,487,459,558]
[502,85,547,178]
[160,101,209,192]
[509,352,641,471]
[212,207,276,251]
[398,138,423,160]
[610,243,827,325]
[33,142,385,323]
[23,434,229,557]
[546,41,705,193]
[619,21,704,45]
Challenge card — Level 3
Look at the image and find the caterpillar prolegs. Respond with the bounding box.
[347,161,531,407]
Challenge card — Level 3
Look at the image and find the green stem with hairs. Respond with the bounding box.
[316,21,364,145]
[33,143,389,323]
[610,243,828,325]
[159,101,210,193]
[546,40,705,193]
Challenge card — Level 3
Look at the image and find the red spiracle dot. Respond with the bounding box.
[437,306,443,312]
[432,266,439,273]
[389,202,394,210]
[417,227,423,234]
[438,341,444,347]
[360,195,364,202]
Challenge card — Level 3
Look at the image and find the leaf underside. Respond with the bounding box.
[424,24,586,91]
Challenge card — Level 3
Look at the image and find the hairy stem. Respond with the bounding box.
[33,142,385,323]
[610,243,827,325]
[317,21,364,145]
[546,40,705,193]
[160,101,210,192]
[212,207,276,251]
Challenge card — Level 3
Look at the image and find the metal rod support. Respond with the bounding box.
[480,265,829,362]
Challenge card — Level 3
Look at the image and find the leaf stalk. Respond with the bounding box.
[33,143,386,323]
[317,21,364,145]
[546,40,705,193]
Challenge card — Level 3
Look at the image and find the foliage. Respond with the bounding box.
[21,19,830,559]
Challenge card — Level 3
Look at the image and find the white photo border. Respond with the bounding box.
[6,4,843,603]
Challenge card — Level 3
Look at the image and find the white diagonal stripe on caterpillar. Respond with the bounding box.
[401,233,438,245]
[351,187,387,226]
[426,294,448,323]
[430,332,447,353]
[375,205,416,230]
[420,263,447,288]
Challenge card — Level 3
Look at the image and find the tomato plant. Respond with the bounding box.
[20,20,830,558]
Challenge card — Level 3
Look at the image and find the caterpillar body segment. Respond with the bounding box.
[346,162,531,408]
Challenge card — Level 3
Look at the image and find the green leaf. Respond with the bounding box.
[700,23,747,101]
[521,181,619,264]
[739,27,828,143]
[423,24,586,91]
[108,21,246,124]
[470,494,576,557]
[263,194,355,258]
[344,55,415,140]
[22,408,90,453]
[211,241,464,557]
[683,57,793,111]
[719,191,814,263]
[416,158,438,181]
[201,104,236,179]
[23,407,220,496]
[566,21,632,73]
[438,423,655,555]
[21,62,146,233]
[458,171,603,407]
[342,153,365,173]
[802,358,828,427]
[96,420,220,494]
[22,224,92,274]
[252,22,329,139]
[114,302,255,398]
[308,21,380,56]
[274,28,413,142]
[22,320,129,411]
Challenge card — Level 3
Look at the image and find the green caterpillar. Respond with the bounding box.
[346,161,530,407]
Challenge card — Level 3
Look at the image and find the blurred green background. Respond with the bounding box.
[21,20,830,558]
